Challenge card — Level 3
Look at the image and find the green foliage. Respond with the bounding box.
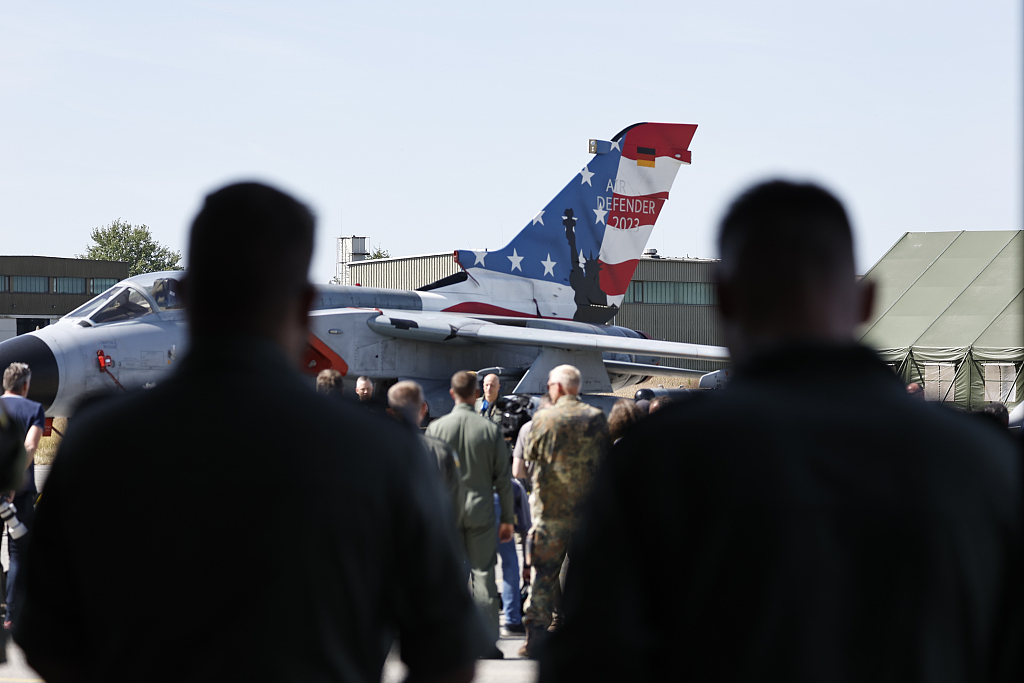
[368,244,390,260]
[77,218,182,277]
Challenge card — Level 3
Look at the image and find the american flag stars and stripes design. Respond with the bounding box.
[456,122,697,301]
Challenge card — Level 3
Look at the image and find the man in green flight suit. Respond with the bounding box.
[520,364,609,658]
[474,373,503,424]
[427,370,514,659]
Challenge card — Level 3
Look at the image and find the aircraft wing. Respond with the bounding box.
[366,310,729,362]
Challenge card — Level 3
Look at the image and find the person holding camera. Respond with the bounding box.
[0,362,44,631]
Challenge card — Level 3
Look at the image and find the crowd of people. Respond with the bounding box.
[0,180,1018,682]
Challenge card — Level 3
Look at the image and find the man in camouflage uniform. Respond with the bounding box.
[520,364,609,658]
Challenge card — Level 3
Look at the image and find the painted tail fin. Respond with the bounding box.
[455,122,697,320]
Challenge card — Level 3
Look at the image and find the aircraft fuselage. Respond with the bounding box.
[0,274,661,418]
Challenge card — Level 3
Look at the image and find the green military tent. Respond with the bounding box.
[859,230,1023,410]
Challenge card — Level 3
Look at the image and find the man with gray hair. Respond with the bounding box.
[0,362,46,630]
[387,380,463,527]
[519,364,608,657]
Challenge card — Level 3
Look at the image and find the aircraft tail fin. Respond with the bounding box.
[455,122,697,313]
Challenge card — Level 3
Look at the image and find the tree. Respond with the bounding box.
[368,244,390,260]
[78,219,182,277]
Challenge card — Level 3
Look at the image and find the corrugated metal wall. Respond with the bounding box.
[614,303,721,345]
[614,302,725,371]
[347,253,459,290]
[617,258,724,370]
[631,258,716,283]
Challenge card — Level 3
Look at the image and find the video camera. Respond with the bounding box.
[497,394,535,443]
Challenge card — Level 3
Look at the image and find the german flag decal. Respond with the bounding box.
[636,146,656,168]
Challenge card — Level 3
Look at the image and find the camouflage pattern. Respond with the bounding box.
[523,394,609,524]
[522,394,609,628]
[524,519,572,629]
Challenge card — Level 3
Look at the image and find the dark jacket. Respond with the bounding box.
[421,433,464,529]
[542,344,1022,683]
[16,336,486,681]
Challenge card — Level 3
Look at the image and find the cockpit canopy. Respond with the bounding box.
[64,271,185,325]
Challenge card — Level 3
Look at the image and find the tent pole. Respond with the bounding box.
[939,354,966,404]
[1000,362,1023,404]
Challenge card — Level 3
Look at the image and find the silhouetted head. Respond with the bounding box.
[716,180,874,363]
[906,382,925,400]
[608,398,643,442]
[981,402,1009,429]
[648,395,673,414]
[185,182,316,361]
[316,369,344,396]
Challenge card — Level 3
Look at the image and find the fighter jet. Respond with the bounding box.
[0,122,729,416]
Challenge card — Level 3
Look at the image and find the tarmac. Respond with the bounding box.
[0,632,538,683]
[0,464,539,682]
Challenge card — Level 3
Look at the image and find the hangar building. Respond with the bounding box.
[346,249,727,373]
[0,256,129,342]
[858,230,1022,410]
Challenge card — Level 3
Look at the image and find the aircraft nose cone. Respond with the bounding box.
[0,334,59,410]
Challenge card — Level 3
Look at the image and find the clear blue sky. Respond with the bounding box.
[1,1,1019,282]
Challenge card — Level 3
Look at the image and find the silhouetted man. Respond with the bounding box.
[541,181,1022,682]
[16,183,486,682]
